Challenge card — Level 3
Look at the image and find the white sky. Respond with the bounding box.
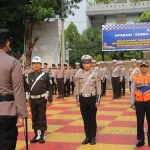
[64,0,88,34]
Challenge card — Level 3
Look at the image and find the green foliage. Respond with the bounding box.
[137,11,150,23]
[0,0,82,54]
[65,23,143,64]
[65,23,102,65]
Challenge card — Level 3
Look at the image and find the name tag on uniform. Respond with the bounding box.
[91,77,95,79]
[79,77,83,79]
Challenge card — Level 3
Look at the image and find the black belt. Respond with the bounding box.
[0,94,14,102]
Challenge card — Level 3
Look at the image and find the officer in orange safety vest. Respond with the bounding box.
[130,60,150,147]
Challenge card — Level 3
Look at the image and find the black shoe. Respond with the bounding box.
[39,136,45,144]
[90,137,96,145]
[136,140,145,147]
[148,140,150,146]
[82,138,90,145]
[57,95,61,99]
[30,135,39,143]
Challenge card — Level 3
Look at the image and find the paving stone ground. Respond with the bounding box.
[16,90,150,150]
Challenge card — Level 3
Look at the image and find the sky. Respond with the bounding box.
[64,0,88,34]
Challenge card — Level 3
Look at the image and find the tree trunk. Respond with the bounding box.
[26,17,33,65]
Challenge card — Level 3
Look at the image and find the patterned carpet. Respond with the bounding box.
[16,90,150,150]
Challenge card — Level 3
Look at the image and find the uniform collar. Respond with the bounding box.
[0,49,5,53]
[139,72,149,76]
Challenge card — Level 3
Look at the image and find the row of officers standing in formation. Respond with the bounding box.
[1,29,150,149]
[24,58,141,100]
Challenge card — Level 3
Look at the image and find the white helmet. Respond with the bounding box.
[32,56,42,63]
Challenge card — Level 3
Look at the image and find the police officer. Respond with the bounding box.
[128,59,140,91]
[43,63,49,73]
[130,61,150,147]
[137,60,142,68]
[0,29,27,150]
[25,56,53,144]
[51,64,57,95]
[109,60,123,99]
[76,55,101,145]
[64,64,71,97]
[74,62,82,80]
[119,61,127,96]
[100,61,108,96]
[24,63,32,75]
[69,65,75,95]
[91,59,97,71]
[55,64,64,99]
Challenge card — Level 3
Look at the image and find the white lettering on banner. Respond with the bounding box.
[115,33,149,37]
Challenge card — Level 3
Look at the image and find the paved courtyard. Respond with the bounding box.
[16,90,150,150]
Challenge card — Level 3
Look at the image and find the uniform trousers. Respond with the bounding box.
[30,98,47,131]
[120,76,125,96]
[112,77,120,99]
[135,101,150,141]
[129,81,132,92]
[51,77,57,94]
[0,116,18,150]
[64,79,70,96]
[56,78,64,96]
[70,77,75,94]
[79,95,97,138]
[101,77,107,96]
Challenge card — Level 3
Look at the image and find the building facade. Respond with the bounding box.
[86,0,150,28]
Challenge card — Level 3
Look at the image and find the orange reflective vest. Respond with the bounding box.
[133,74,150,102]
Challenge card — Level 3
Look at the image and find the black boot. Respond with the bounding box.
[39,131,45,144]
[82,137,90,145]
[148,140,150,146]
[61,94,64,99]
[136,140,145,147]
[57,95,61,99]
[90,137,96,145]
[30,130,39,143]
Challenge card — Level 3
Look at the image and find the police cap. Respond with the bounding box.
[75,62,80,66]
[32,56,42,63]
[137,60,142,64]
[112,60,117,63]
[131,59,137,63]
[81,55,93,62]
[64,64,67,67]
[26,63,30,66]
[140,61,149,67]
[100,61,105,64]
[96,62,100,65]
[91,59,97,63]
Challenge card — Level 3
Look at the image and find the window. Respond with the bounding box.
[116,14,126,24]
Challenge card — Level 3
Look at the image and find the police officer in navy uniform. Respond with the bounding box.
[131,61,150,147]
[76,55,101,145]
[0,29,27,150]
[25,56,53,144]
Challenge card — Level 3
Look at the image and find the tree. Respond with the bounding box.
[0,0,83,64]
[137,11,150,23]
[65,24,103,65]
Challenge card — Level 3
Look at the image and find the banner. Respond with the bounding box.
[102,22,150,51]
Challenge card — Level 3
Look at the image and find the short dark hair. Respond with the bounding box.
[52,64,56,67]
[0,39,10,49]
[58,64,61,66]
